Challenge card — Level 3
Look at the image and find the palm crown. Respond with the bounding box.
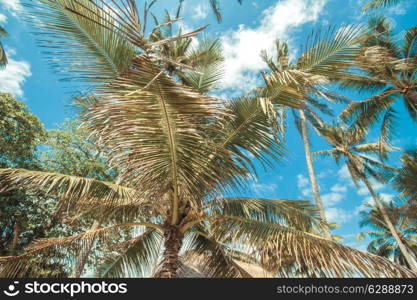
[342,17,417,147]
[0,0,416,278]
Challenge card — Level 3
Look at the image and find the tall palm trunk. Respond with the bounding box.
[298,109,332,239]
[71,220,101,278]
[362,175,417,271]
[9,220,21,255]
[156,226,183,278]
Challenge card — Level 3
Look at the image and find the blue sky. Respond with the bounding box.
[0,0,417,251]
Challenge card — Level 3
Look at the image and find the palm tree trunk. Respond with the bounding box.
[9,220,21,255]
[298,109,332,239]
[362,176,417,271]
[71,220,100,278]
[155,226,183,278]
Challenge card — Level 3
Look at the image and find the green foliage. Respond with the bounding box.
[358,202,417,269]
[363,0,401,12]
[0,93,45,168]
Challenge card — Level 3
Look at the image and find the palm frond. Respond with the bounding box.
[98,228,163,278]
[363,0,401,12]
[0,168,143,213]
[182,230,254,278]
[297,25,366,80]
[77,55,229,224]
[211,216,416,278]
[26,0,137,82]
[205,197,321,232]
[0,222,161,277]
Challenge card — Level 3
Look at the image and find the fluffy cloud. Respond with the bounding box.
[192,3,208,20]
[251,183,278,195]
[297,174,312,197]
[0,49,31,97]
[219,0,327,94]
[325,207,353,224]
[0,0,22,15]
[0,13,7,23]
[331,184,347,193]
[356,180,384,196]
[322,192,345,207]
[356,193,395,213]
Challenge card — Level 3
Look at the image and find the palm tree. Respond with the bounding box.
[386,148,417,221]
[257,28,365,239]
[0,0,414,278]
[363,0,402,11]
[3,96,412,278]
[316,123,417,271]
[358,202,417,269]
[0,25,7,69]
[341,17,417,146]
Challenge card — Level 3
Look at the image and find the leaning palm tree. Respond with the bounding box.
[257,27,365,239]
[358,202,417,269]
[363,0,402,12]
[316,123,417,271]
[341,17,417,146]
[387,148,417,221]
[0,0,415,278]
[0,25,7,69]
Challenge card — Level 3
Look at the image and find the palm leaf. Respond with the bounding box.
[211,216,417,278]
[98,228,163,278]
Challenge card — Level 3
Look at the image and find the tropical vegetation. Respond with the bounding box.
[0,0,416,278]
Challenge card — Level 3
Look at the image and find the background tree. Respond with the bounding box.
[257,27,365,239]
[38,118,119,277]
[358,202,417,269]
[0,93,45,256]
[316,123,417,271]
[341,17,417,148]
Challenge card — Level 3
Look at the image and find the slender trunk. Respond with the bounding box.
[155,226,183,278]
[9,220,21,255]
[362,176,417,271]
[70,220,100,278]
[298,109,332,239]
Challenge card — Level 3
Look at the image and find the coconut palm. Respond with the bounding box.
[358,202,417,269]
[341,17,417,147]
[363,0,402,11]
[148,6,224,94]
[386,148,417,221]
[316,123,417,271]
[3,95,413,278]
[0,0,414,278]
[0,25,7,69]
[257,27,365,239]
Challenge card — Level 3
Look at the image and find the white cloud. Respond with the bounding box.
[219,0,327,94]
[192,4,208,20]
[337,165,351,181]
[297,174,312,197]
[355,193,395,213]
[321,192,345,207]
[297,174,309,189]
[0,49,31,97]
[0,13,7,24]
[356,180,384,196]
[331,184,347,193]
[251,183,278,195]
[0,0,22,15]
[325,208,353,224]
